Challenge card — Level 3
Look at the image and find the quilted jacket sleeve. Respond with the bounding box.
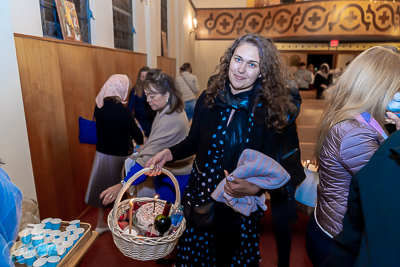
[339,126,381,177]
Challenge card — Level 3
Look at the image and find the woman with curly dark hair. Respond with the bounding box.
[146,33,305,267]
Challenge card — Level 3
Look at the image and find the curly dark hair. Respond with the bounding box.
[205,33,293,131]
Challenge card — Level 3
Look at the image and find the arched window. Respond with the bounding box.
[113,0,133,51]
[39,0,91,44]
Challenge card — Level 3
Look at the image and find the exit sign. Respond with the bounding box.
[330,40,339,47]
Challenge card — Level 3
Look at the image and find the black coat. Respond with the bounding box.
[95,101,143,156]
[169,90,305,187]
[323,130,400,267]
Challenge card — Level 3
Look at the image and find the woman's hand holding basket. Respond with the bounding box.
[100,183,123,205]
[145,149,173,176]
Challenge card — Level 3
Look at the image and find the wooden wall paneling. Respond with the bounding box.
[15,35,149,220]
[14,37,75,219]
[91,48,117,94]
[157,56,176,79]
[130,53,148,89]
[57,43,98,220]
[115,51,137,83]
[114,50,147,94]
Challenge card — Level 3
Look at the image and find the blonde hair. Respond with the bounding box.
[315,46,400,165]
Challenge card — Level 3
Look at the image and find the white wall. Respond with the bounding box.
[89,0,114,48]
[9,0,42,37]
[0,0,37,200]
[337,54,356,70]
[181,1,196,70]
[148,2,161,67]
[195,40,233,91]
[133,0,147,54]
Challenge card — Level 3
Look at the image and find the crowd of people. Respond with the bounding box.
[3,32,400,267]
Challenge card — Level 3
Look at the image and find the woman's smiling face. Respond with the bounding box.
[228,43,261,91]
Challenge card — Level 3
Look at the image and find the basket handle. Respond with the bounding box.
[111,167,181,232]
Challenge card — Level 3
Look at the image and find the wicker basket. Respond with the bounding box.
[107,167,186,261]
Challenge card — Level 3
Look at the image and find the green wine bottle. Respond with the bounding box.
[153,201,172,236]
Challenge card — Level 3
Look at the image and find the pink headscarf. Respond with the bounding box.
[95,74,130,108]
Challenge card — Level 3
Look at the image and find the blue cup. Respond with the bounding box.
[36,243,64,257]
[43,229,52,238]
[73,228,85,238]
[67,234,79,245]
[50,219,61,230]
[18,229,32,245]
[49,230,61,240]
[47,256,61,267]
[65,225,77,235]
[23,250,37,267]
[63,240,73,253]
[35,243,50,257]
[50,243,65,257]
[14,247,27,264]
[33,257,47,267]
[69,220,80,228]
[32,235,44,246]
[59,231,70,241]
[26,244,36,251]
[41,218,52,229]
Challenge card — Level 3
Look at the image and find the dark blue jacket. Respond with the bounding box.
[127,88,156,137]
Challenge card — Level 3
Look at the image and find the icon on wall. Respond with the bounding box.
[55,0,82,42]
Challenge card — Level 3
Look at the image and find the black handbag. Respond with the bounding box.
[78,109,97,145]
[183,200,215,230]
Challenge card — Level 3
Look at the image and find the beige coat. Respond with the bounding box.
[133,105,193,198]
[175,71,199,102]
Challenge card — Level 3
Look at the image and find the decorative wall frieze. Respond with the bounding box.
[275,42,400,51]
[196,1,400,41]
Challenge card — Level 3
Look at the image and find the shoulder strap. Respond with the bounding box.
[181,74,192,90]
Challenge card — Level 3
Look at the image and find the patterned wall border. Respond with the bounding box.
[196,1,400,41]
[275,42,400,51]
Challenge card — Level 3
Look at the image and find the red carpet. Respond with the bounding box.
[78,203,313,267]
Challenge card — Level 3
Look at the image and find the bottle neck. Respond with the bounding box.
[162,202,172,217]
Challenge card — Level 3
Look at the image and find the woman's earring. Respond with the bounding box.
[166,98,169,103]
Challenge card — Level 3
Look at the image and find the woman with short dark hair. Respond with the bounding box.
[101,69,192,207]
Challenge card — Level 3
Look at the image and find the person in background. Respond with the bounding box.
[286,66,302,118]
[127,66,157,138]
[85,74,144,234]
[322,130,400,267]
[314,63,331,99]
[0,161,23,267]
[331,68,342,86]
[145,33,305,267]
[101,69,193,206]
[295,62,312,91]
[307,63,315,90]
[306,46,400,266]
[175,63,200,122]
